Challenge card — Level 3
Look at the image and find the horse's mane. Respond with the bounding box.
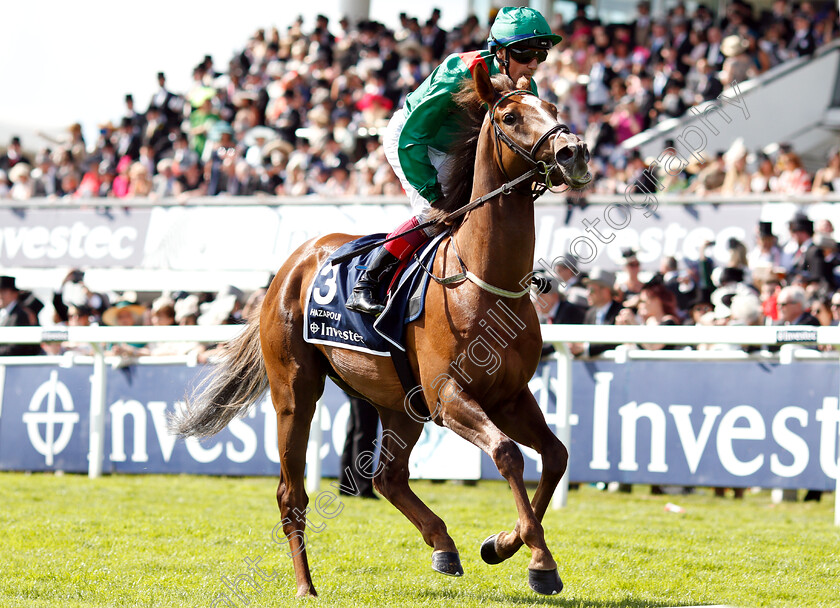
[428,73,515,228]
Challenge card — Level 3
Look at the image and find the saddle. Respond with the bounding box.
[304,233,447,418]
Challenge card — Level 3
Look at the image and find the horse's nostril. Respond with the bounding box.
[555,147,575,164]
[583,146,591,164]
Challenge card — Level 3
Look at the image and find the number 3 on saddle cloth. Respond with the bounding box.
[303,233,447,418]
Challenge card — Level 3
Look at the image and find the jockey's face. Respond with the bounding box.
[496,46,540,86]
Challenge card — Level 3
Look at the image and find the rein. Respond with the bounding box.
[330,156,555,266]
[414,235,532,299]
[490,89,568,186]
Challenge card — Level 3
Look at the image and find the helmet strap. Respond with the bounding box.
[499,47,511,75]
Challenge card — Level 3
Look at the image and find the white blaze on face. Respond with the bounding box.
[519,95,556,127]
[518,95,562,156]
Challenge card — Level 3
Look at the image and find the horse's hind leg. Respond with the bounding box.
[436,381,562,595]
[374,409,462,576]
[480,389,567,570]
[264,346,325,598]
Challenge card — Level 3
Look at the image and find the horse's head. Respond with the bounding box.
[474,67,591,190]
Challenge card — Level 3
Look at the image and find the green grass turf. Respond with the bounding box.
[0,473,837,607]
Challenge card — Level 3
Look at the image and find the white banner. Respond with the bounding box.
[9,201,840,273]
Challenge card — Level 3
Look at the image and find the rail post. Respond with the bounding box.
[88,344,107,479]
[552,343,573,509]
[836,357,840,527]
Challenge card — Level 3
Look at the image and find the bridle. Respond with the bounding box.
[489,88,569,189]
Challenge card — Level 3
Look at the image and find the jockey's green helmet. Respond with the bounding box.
[487,7,563,52]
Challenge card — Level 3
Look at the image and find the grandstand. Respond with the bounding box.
[1,1,838,202]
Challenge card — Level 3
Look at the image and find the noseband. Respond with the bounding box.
[489,89,568,185]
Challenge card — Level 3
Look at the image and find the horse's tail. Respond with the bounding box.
[171,311,268,438]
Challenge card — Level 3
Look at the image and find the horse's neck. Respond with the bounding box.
[454,136,536,292]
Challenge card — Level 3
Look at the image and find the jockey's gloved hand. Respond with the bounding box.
[531,275,551,294]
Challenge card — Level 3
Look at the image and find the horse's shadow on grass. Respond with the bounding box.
[414,587,702,608]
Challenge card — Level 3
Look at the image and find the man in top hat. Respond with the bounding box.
[148,71,183,129]
[686,291,714,325]
[1,136,32,172]
[115,117,141,161]
[660,255,695,312]
[748,221,783,272]
[568,268,622,357]
[786,213,830,285]
[0,275,41,356]
[788,12,816,57]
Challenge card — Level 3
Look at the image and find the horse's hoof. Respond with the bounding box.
[432,551,463,576]
[528,568,563,595]
[480,534,504,565]
[295,584,318,598]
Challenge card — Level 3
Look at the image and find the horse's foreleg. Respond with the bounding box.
[482,389,568,566]
[436,381,561,594]
[373,409,462,575]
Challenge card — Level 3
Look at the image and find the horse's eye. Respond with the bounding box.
[502,113,516,125]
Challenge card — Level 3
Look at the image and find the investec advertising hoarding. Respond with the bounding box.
[0,208,150,268]
[5,201,840,273]
[1,360,837,490]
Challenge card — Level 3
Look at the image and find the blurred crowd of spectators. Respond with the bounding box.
[1,1,839,203]
[533,210,840,361]
[0,269,263,362]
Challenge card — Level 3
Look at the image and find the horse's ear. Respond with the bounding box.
[473,64,497,108]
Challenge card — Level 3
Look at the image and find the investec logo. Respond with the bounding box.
[586,372,840,479]
[0,222,139,263]
[309,322,365,343]
[22,371,79,465]
[110,399,286,464]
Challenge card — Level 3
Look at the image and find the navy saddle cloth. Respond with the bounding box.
[304,233,445,356]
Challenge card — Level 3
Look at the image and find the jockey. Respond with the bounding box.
[346,6,563,316]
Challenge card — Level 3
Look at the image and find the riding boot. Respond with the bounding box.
[345,247,402,316]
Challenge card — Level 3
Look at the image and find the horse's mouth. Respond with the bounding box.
[558,170,592,190]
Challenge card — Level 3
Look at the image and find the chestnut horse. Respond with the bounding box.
[174,66,591,598]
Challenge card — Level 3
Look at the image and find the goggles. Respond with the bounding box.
[507,45,548,64]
